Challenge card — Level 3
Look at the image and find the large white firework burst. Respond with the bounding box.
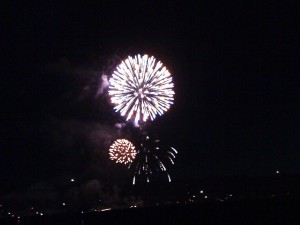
[109,139,137,165]
[108,54,174,126]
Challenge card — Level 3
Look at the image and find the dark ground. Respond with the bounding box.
[1,174,300,225]
[1,198,300,225]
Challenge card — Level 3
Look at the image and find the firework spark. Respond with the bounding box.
[109,139,137,165]
[129,136,178,185]
[108,54,174,126]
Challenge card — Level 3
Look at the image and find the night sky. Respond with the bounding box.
[2,1,300,196]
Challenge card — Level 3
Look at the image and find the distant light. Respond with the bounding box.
[36,212,39,215]
[71,178,75,182]
[204,195,208,199]
[8,212,10,215]
[101,208,111,212]
[62,203,66,206]
[229,194,233,197]
[200,190,204,194]
[40,213,43,216]
[276,170,280,174]
[81,211,84,214]
[192,195,196,198]
[17,216,20,219]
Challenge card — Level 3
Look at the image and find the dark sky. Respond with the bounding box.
[2,1,300,193]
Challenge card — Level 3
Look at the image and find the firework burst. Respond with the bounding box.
[108,54,174,126]
[109,139,137,165]
[129,135,178,185]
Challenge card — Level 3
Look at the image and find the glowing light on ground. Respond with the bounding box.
[101,208,112,211]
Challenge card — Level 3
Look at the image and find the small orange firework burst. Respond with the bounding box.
[109,139,137,165]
